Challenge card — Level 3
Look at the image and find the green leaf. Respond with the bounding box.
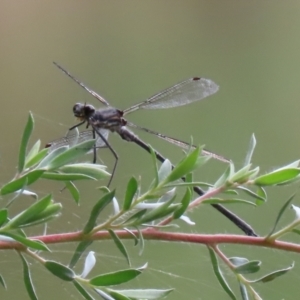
[18,113,34,173]
[230,257,261,274]
[108,229,130,266]
[108,288,173,299]
[214,165,231,188]
[229,164,253,183]
[255,186,267,205]
[173,188,192,219]
[73,281,94,300]
[202,198,256,206]
[123,209,148,225]
[244,134,256,166]
[101,289,130,300]
[46,139,96,170]
[239,283,249,300]
[45,261,75,281]
[250,262,294,283]
[0,170,45,195]
[65,181,80,205]
[25,139,40,164]
[164,146,201,183]
[83,190,115,234]
[19,252,38,300]
[254,168,300,186]
[89,269,142,286]
[0,274,7,289]
[94,289,116,299]
[158,159,172,183]
[138,193,178,224]
[237,186,266,204]
[25,148,50,169]
[0,209,8,227]
[139,204,180,224]
[266,193,296,238]
[0,232,50,251]
[24,203,62,225]
[291,228,300,235]
[59,163,109,180]
[123,177,138,210]
[137,227,145,256]
[41,172,95,181]
[38,146,69,168]
[69,240,93,269]
[124,228,139,246]
[207,246,236,300]
[5,194,52,229]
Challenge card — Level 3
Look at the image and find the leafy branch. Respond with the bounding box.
[1,115,300,299]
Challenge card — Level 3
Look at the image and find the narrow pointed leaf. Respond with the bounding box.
[0,209,8,227]
[5,194,52,229]
[38,146,69,168]
[139,204,179,224]
[46,139,96,170]
[19,252,37,300]
[173,188,192,219]
[123,209,148,225]
[110,289,174,299]
[137,227,145,256]
[214,165,231,188]
[239,282,249,300]
[103,290,130,300]
[0,232,49,251]
[18,112,34,173]
[25,148,49,169]
[165,147,200,183]
[149,145,159,187]
[255,168,300,186]
[60,163,109,180]
[266,193,296,238]
[250,263,294,283]
[123,177,138,210]
[203,198,256,206]
[25,140,41,166]
[124,228,138,245]
[65,181,80,205]
[237,186,266,203]
[207,246,236,300]
[41,172,95,181]
[83,190,115,234]
[158,159,172,183]
[256,186,267,205]
[0,274,6,289]
[45,261,75,281]
[73,281,94,300]
[0,170,45,195]
[69,240,93,268]
[234,260,261,274]
[94,289,115,299]
[244,134,256,166]
[108,229,130,266]
[89,269,141,286]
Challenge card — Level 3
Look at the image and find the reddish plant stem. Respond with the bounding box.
[1,230,300,253]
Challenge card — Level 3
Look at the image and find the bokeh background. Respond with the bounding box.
[1,1,300,299]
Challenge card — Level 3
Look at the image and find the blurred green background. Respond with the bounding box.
[1,1,300,299]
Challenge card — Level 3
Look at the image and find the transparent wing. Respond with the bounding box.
[53,62,110,106]
[123,77,219,115]
[46,129,109,153]
[126,121,229,163]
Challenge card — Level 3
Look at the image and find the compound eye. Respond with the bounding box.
[73,103,84,116]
